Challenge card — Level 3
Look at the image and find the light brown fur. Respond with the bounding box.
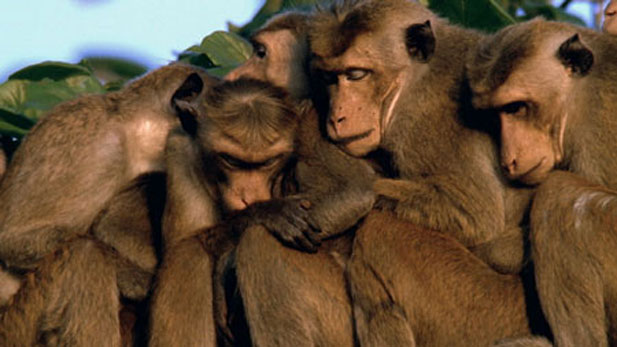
[468,19,617,346]
[220,4,546,345]
[310,0,546,344]
[0,64,217,346]
[149,79,299,347]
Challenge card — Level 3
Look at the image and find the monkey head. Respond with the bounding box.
[309,0,436,157]
[225,12,311,100]
[172,76,298,211]
[468,20,594,185]
[604,0,617,35]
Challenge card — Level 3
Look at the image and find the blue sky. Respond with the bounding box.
[0,1,603,82]
[0,0,261,81]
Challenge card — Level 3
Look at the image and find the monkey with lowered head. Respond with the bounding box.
[149,78,301,347]
[218,10,386,346]
[0,64,218,346]
[467,18,617,346]
[216,4,549,346]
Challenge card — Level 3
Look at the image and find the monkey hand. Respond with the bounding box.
[241,197,322,253]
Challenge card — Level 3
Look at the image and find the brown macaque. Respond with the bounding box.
[149,78,300,347]
[308,0,545,344]
[604,0,617,35]
[0,65,218,346]
[310,0,531,274]
[219,10,380,346]
[467,18,617,346]
[226,11,378,249]
[219,4,541,346]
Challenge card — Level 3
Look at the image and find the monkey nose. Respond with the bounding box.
[502,159,517,176]
[329,115,346,127]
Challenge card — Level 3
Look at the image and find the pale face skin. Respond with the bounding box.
[486,40,573,185]
[604,0,617,35]
[312,33,410,158]
[225,29,309,99]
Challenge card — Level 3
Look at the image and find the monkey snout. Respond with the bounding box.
[502,159,517,176]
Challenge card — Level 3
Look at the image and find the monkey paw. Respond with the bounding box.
[249,197,322,253]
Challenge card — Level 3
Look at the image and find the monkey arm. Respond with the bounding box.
[247,145,376,252]
[374,174,505,249]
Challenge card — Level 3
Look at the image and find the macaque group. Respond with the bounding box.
[2,0,617,345]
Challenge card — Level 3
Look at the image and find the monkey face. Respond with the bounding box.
[225,29,309,100]
[211,136,294,212]
[604,0,617,35]
[312,36,413,158]
[470,23,595,185]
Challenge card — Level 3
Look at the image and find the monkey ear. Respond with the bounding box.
[171,73,204,136]
[557,34,593,76]
[405,20,435,63]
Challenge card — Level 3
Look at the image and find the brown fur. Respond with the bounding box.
[149,79,299,347]
[0,64,217,346]
[468,19,617,346]
[219,4,542,346]
[310,0,531,273]
[0,63,217,270]
[349,210,532,346]
[530,172,617,346]
[309,0,546,344]
[221,11,381,345]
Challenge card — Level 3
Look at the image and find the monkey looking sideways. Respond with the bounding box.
[308,0,552,345]
[0,64,218,346]
[216,5,552,347]
[468,18,617,346]
[148,78,300,347]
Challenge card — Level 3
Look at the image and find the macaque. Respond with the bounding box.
[219,3,545,346]
[309,0,543,344]
[467,18,617,346]
[0,65,218,346]
[149,78,300,347]
[604,0,617,35]
[220,10,378,346]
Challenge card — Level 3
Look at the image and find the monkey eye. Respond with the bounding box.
[345,69,370,81]
[261,154,285,168]
[500,101,528,118]
[219,153,245,169]
[253,42,267,59]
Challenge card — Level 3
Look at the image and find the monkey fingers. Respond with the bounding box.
[251,197,322,253]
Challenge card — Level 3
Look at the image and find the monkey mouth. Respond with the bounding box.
[512,158,548,184]
[331,129,374,146]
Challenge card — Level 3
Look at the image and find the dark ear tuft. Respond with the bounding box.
[171,73,204,137]
[405,20,435,63]
[557,34,593,76]
[172,73,204,103]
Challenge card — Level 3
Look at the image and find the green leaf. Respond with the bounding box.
[178,31,252,71]
[199,31,252,67]
[177,51,216,70]
[428,0,516,32]
[0,69,104,139]
[8,61,92,81]
[0,108,36,130]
